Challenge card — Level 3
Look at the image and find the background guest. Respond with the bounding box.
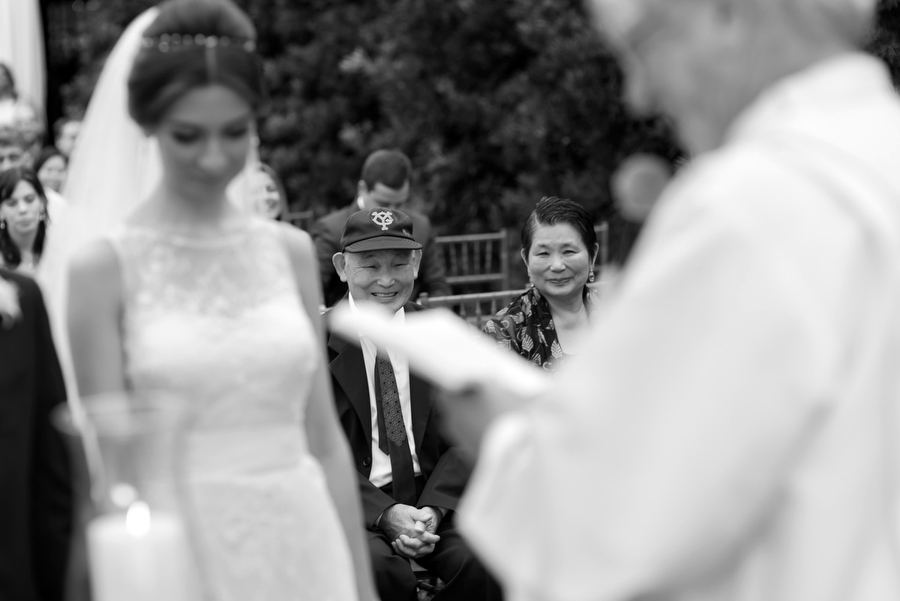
[15,102,44,165]
[312,149,450,307]
[247,162,287,220]
[483,196,598,372]
[52,117,81,159]
[0,267,72,601]
[0,64,43,163]
[34,147,67,195]
[0,63,21,130]
[0,167,48,274]
[326,207,501,601]
[33,147,69,223]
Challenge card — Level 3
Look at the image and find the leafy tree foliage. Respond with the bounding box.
[47,0,900,278]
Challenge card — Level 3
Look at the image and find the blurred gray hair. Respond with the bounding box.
[589,0,877,45]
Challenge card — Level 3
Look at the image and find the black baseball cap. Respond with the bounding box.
[340,208,423,252]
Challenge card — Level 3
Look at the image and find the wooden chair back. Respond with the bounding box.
[418,289,526,330]
[434,229,510,292]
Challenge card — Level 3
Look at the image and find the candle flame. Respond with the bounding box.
[125,500,151,536]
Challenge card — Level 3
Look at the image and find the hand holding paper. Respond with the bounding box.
[328,302,550,454]
[328,303,550,397]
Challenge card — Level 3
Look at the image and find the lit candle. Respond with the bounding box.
[86,501,201,601]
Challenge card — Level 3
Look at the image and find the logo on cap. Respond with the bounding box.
[372,210,394,231]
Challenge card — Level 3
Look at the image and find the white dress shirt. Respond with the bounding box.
[348,294,422,487]
[459,53,900,601]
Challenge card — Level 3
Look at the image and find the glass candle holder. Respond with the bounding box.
[54,391,203,601]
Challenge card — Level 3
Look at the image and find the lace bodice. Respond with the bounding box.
[108,218,317,432]
[107,218,357,601]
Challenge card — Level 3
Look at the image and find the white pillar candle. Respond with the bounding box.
[86,501,201,601]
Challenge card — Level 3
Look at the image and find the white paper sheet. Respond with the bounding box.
[328,303,550,397]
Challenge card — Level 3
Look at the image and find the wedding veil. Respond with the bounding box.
[38,8,160,398]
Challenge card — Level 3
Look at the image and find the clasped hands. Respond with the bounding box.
[378,504,442,559]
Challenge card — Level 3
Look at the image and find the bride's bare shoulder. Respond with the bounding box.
[68,237,122,291]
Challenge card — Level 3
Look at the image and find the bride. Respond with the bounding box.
[56,0,378,599]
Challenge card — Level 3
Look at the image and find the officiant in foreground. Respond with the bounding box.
[438,0,900,600]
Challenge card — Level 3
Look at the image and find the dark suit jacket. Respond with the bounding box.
[326,302,468,527]
[312,204,451,307]
[0,269,72,601]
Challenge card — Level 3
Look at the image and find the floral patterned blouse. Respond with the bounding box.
[482,286,598,372]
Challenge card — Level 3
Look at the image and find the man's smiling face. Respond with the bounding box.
[337,249,421,313]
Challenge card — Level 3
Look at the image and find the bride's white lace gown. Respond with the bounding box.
[107,217,358,601]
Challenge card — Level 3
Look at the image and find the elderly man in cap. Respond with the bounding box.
[437,0,900,600]
[312,149,450,307]
[325,207,501,601]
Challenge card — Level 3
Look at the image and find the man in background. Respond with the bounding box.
[312,149,450,307]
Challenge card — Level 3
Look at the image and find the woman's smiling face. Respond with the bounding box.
[523,222,593,303]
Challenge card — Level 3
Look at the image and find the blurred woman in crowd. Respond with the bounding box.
[247,162,287,220]
[483,196,598,371]
[0,167,48,274]
[0,63,44,160]
[0,64,19,127]
[34,147,67,194]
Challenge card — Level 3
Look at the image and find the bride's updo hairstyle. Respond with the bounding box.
[127,0,265,128]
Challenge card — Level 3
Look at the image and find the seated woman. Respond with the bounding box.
[483,196,598,371]
[0,167,48,274]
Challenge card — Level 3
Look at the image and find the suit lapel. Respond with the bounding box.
[328,330,373,448]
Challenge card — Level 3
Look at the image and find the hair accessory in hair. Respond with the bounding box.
[141,34,256,53]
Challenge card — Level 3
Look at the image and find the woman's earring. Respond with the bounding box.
[589,271,595,283]
[39,212,46,222]
[0,219,6,230]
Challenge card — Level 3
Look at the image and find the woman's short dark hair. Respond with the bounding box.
[0,167,48,268]
[127,0,265,128]
[521,196,598,257]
